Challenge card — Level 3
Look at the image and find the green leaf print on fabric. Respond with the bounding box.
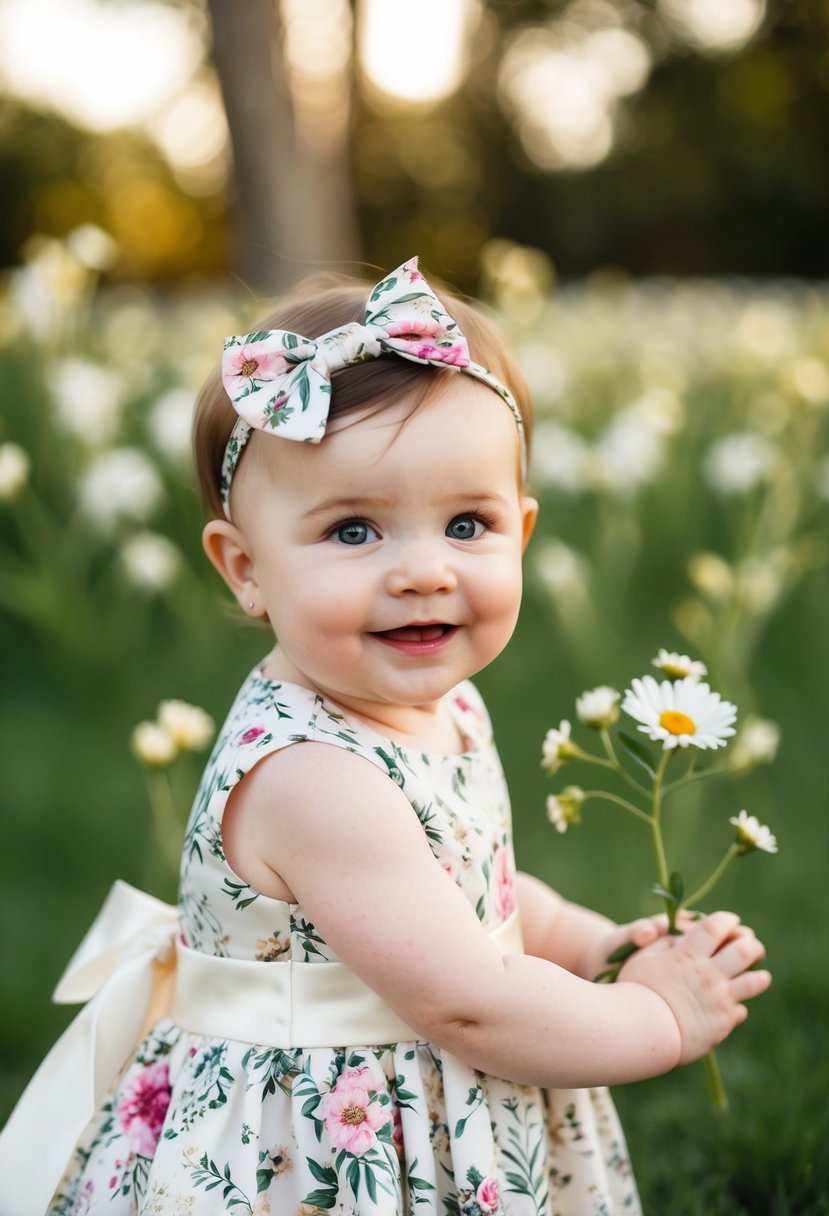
[290,912,328,960]
[500,1096,548,1216]
[454,1083,486,1139]
[221,876,259,911]
[242,1045,300,1100]
[189,1154,255,1212]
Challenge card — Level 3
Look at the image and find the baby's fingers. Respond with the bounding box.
[712,927,766,978]
[684,911,742,956]
[730,968,772,1003]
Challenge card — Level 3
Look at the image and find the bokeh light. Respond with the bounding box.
[358,0,479,104]
[0,0,204,132]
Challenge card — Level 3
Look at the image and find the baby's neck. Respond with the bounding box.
[261,649,469,754]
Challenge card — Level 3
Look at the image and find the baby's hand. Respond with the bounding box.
[585,910,699,982]
[618,911,771,1065]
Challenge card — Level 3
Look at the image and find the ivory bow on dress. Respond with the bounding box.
[218,256,527,518]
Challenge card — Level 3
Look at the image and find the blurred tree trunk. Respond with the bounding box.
[206,0,360,294]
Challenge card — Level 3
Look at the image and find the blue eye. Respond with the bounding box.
[333,520,378,545]
[446,514,486,541]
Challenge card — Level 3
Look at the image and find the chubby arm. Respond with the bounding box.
[516,871,616,978]
[224,743,769,1088]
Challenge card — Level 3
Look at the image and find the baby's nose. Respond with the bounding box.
[385,542,458,596]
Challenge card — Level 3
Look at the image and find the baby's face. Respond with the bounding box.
[227,376,537,718]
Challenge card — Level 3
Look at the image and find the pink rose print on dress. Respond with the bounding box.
[115,1060,171,1157]
[492,845,516,920]
[318,1076,391,1156]
[477,1177,500,1213]
[239,725,266,745]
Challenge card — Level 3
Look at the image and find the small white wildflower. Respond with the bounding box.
[703,433,777,496]
[535,539,589,594]
[0,442,31,501]
[158,700,215,752]
[541,720,578,773]
[131,720,177,766]
[651,648,708,682]
[730,718,780,771]
[79,447,163,530]
[622,675,737,751]
[546,786,585,834]
[121,532,181,593]
[590,409,665,497]
[531,421,590,494]
[147,388,196,463]
[687,552,734,602]
[575,686,620,729]
[730,809,778,855]
[49,358,123,445]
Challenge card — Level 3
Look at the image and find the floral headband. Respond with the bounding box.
[219,256,527,519]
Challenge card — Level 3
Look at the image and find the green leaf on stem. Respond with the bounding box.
[669,871,685,904]
[616,731,658,780]
[605,940,640,965]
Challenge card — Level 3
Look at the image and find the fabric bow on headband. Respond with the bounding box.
[219,256,526,518]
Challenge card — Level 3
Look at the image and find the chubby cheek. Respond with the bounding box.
[470,563,523,641]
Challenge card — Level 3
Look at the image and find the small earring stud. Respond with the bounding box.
[247,600,255,611]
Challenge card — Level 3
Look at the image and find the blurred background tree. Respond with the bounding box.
[1,0,827,289]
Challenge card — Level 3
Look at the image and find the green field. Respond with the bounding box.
[1,249,827,1212]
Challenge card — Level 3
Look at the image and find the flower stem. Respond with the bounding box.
[685,845,739,909]
[582,790,652,824]
[651,750,672,890]
[599,729,651,796]
[703,1049,729,1113]
[143,766,182,885]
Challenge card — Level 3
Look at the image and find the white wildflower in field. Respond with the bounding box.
[147,388,196,462]
[730,810,778,855]
[541,720,580,772]
[787,357,829,406]
[131,720,177,766]
[651,648,707,681]
[121,532,181,592]
[730,718,781,771]
[531,421,590,494]
[575,686,620,729]
[80,448,163,529]
[627,386,685,435]
[622,675,737,750]
[591,407,665,496]
[535,538,589,594]
[0,442,31,501]
[158,700,215,751]
[687,552,734,602]
[546,787,585,833]
[49,358,123,445]
[703,433,777,495]
[517,342,568,403]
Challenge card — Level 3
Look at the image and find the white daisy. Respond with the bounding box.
[651,648,708,681]
[541,720,578,772]
[730,810,778,855]
[575,686,620,729]
[622,675,737,751]
[546,787,585,833]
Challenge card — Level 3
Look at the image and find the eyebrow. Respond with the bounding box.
[302,492,512,520]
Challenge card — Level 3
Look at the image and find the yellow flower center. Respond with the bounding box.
[341,1104,367,1125]
[241,358,259,377]
[659,710,696,736]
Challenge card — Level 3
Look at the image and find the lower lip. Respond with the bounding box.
[372,627,458,656]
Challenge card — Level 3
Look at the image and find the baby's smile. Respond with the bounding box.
[371,623,459,654]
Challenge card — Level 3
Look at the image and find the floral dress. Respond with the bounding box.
[48,664,641,1216]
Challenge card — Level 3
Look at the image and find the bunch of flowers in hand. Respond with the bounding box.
[542,648,778,1110]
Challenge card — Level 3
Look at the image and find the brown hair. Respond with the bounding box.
[192,270,533,520]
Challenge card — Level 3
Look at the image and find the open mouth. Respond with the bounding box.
[372,623,458,651]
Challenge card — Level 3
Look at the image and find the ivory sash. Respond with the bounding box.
[0,880,523,1216]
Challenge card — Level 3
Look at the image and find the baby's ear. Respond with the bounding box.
[520,496,539,554]
[202,519,259,610]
